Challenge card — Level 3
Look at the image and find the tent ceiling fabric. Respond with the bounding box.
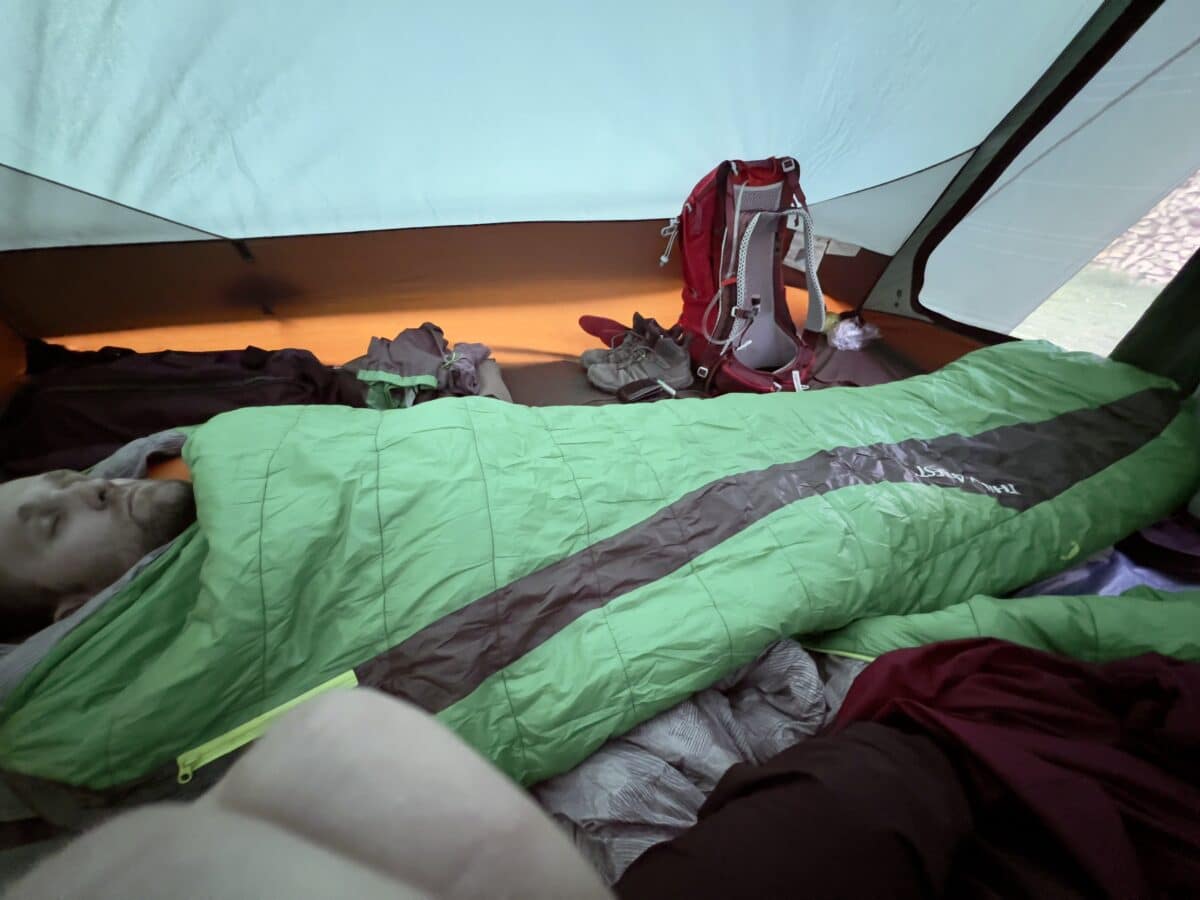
[921,0,1200,334]
[0,1,1100,251]
[807,153,970,255]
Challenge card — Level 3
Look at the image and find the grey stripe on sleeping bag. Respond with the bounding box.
[357,386,1181,712]
[0,430,190,703]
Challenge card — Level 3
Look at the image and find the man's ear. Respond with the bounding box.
[52,592,91,622]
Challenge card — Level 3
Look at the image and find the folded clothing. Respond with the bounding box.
[342,322,508,408]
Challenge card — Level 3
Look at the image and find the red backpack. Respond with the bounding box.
[661,156,825,394]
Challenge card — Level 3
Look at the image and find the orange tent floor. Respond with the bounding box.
[53,292,684,368]
[52,292,977,375]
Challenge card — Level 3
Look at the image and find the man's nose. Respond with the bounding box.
[64,479,114,511]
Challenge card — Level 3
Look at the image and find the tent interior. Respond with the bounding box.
[4,0,1200,892]
[3,0,1195,396]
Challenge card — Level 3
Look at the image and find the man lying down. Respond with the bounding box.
[0,470,195,642]
[0,341,1196,823]
[0,431,196,646]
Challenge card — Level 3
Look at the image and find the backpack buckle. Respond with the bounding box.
[659,217,680,266]
[696,366,709,379]
[781,157,796,173]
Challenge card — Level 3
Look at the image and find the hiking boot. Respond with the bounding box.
[580,330,649,369]
[587,331,694,394]
[579,312,652,369]
[579,315,688,369]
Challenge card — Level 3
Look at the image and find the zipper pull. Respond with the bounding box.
[172,670,359,786]
[659,217,680,266]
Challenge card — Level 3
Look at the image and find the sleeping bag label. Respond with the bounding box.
[912,464,1020,496]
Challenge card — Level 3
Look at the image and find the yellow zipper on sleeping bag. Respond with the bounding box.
[176,670,359,783]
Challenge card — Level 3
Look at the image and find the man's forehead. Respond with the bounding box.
[42,470,85,486]
[0,476,33,507]
[0,479,37,556]
[0,470,79,507]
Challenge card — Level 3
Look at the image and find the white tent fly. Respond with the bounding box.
[0,0,1196,349]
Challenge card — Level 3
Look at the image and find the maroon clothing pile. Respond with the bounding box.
[832,639,1200,898]
[617,640,1200,899]
[615,722,970,900]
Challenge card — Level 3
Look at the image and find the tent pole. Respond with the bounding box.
[862,0,1164,339]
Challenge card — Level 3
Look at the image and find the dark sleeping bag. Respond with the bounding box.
[0,341,366,478]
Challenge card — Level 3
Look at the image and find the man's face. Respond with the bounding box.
[0,471,196,623]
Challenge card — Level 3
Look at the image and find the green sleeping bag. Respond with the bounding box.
[808,586,1200,663]
[1,341,1197,809]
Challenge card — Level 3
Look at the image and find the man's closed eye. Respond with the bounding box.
[37,512,60,540]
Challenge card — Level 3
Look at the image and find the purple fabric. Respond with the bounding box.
[1136,514,1200,556]
[1117,512,1200,581]
[444,342,492,396]
[342,323,495,403]
[1016,548,1200,598]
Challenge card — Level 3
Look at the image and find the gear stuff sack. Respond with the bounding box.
[662,156,825,395]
